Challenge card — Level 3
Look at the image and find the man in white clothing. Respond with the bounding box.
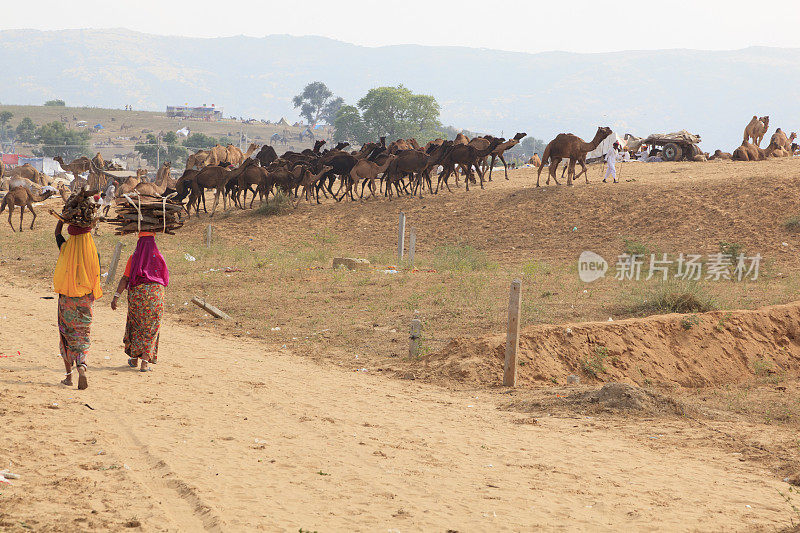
[603,141,621,183]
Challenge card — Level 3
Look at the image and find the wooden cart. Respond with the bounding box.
[642,130,702,162]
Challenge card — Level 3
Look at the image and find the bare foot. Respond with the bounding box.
[76,365,88,390]
[61,372,73,386]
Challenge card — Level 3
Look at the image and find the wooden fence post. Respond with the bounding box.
[409,227,416,267]
[409,318,422,358]
[398,212,406,262]
[503,278,522,387]
[206,224,213,249]
[105,241,123,287]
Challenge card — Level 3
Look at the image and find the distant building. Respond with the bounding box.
[166,105,223,121]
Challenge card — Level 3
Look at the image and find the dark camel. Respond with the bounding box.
[537,127,613,187]
[488,132,527,181]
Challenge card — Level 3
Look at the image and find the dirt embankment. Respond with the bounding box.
[413,302,800,387]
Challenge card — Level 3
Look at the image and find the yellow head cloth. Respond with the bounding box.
[53,233,103,299]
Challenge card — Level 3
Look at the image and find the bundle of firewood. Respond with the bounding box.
[106,194,185,235]
[50,188,100,227]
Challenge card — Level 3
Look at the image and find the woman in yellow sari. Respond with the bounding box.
[53,220,103,389]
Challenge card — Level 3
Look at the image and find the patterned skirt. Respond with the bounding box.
[58,293,95,366]
[124,282,164,363]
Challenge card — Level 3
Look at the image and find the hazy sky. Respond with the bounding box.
[3,0,799,53]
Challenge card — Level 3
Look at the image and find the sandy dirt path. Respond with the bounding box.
[0,278,792,532]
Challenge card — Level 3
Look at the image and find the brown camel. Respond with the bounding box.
[769,128,796,155]
[743,116,770,146]
[731,141,778,161]
[0,186,56,232]
[454,133,469,145]
[349,156,396,200]
[488,132,527,180]
[709,150,732,160]
[528,154,542,166]
[437,137,504,192]
[537,127,613,187]
[191,163,253,217]
[298,165,333,203]
[54,156,92,180]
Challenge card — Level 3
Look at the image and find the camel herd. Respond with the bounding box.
[1,114,798,232]
[729,116,797,161]
[170,133,527,217]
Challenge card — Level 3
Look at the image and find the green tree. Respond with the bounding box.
[333,105,368,144]
[293,82,343,125]
[183,132,218,150]
[15,117,37,144]
[136,132,188,169]
[34,121,91,159]
[357,85,441,142]
[44,99,66,106]
[0,111,14,141]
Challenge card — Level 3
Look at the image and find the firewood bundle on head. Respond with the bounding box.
[106,193,185,235]
[50,188,100,227]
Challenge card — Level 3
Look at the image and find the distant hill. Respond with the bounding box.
[1,28,798,151]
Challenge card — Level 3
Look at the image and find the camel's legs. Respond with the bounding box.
[7,205,15,232]
[18,206,26,232]
[499,154,511,180]
[566,160,575,186]
[28,205,36,230]
[209,189,222,217]
[548,159,562,185]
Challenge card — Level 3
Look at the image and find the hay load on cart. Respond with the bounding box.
[643,130,702,161]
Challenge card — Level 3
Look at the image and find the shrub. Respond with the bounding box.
[619,280,716,316]
[429,243,496,272]
[253,191,293,216]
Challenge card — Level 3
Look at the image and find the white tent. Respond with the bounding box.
[586,130,624,160]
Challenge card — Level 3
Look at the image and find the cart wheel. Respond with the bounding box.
[662,143,683,162]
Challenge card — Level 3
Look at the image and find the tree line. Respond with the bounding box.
[292,81,545,162]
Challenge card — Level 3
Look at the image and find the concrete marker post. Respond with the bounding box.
[503,278,522,387]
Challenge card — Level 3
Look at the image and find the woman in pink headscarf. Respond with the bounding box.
[111,232,169,372]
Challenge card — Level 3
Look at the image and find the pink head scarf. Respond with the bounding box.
[128,234,169,289]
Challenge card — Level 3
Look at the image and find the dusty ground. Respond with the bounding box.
[3,158,800,530]
[1,282,799,532]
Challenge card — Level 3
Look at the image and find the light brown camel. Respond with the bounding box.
[537,127,613,186]
[57,183,71,203]
[731,141,778,161]
[0,186,56,231]
[186,150,210,170]
[225,143,258,167]
[454,133,469,145]
[155,161,172,185]
[709,150,732,160]
[91,152,106,170]
[743,116,770,146]
[349,155,397,200]
[8,163,50,186]
[528,154,542,166]
[769,128,796,154]
[488,132,526,180]
[54,156,92,180]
